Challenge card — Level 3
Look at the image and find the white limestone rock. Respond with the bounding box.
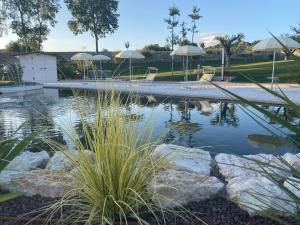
[215,153,258,180]
[0,170,23,189]
[150,169,224,208]
[154,144,212,176]
[46,150,94,172]
[215,153,291,181]
[284,177,300,198]
[282,153,300,172]
[5,151,50,172]
[227,176,297,215]
[7,169,75,198]
[247,154,291,177]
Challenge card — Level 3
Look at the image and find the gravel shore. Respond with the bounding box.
[0,195,298,225]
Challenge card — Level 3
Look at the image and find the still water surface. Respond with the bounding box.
[0,88,299,155]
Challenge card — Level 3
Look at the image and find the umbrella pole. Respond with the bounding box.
[221,48,225,81]
[272,51,276,84]
[186,56,189,84]
[100,60,102,79]
[83,61,85,80]
[129,57,132,81]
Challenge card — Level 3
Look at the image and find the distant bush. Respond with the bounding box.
[142,44,171,52]
[56,56,77,80]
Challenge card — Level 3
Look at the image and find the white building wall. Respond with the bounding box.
[19,54,57,84]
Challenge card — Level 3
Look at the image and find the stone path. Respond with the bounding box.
[44,80,300,105]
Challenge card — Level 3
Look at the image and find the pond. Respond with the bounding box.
[0,88,299,155]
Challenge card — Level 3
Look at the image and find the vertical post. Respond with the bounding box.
[186,56,189,84]
[83,61,85,80]
[272,51,276,84]
[221,48,225,81]
[129,57,132,81]
[100,60,102,79]
[171,56,174,76]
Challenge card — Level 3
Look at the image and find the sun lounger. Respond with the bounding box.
[199,66,216,82]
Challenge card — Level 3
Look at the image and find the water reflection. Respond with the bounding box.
[0,89,299,155]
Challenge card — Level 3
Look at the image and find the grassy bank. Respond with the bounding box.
[115,59,300,83]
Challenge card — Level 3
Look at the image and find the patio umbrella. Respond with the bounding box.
[115,50,145,80]
[252,36,300,84]
[171,45,205,83]
[71,53,93,80]
[92,54,111,78]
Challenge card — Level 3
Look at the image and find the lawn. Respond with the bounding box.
[112,59,300,83]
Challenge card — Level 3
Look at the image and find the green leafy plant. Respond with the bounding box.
[0,124,43,202]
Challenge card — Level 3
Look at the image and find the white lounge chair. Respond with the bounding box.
[199,66,216,82]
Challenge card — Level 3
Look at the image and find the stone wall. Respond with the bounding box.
[0,50,284,65]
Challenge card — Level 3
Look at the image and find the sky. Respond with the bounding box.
[0,0,300,52]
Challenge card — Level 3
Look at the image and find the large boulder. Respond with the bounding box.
[215,153,290,181]
[0,170,23,189]
[154,144,212,176]
[284,177,300,198]
[227,176,297,215]
[46,150,94,172]
[149,169,224,208]
[282,153,300,172]
[215,153,256,180]
[5,151,50,172]
[6,169,75,198]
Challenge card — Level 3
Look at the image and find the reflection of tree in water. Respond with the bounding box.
[210,102,239,127]
[163,100,201,147]
[21,102,67,153]
[263,105,300,126]
[262,105,300,148]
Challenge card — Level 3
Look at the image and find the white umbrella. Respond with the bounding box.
[71,53,93,80]
[200,33,227,80]
[71,53,93,61]
[115,50,145,80]
[172,45,205,83]
[92,54,111,79]
[252,36,300,84]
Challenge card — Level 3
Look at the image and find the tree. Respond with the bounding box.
[215,33,244,68]
[0,13,7,37]
[179,22,189,45]
[164,5,180,51]
[290,23,300,43]
[32,0,60,51]
[1,0,35,52]
[188,6,202,44]
[65,0,119,54]
[142,44,170,52]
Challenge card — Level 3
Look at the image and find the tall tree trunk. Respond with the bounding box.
[95,33,99,54]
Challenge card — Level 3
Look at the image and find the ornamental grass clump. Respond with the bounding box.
[44,92,170,225]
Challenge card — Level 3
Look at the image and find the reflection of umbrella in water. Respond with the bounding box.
[123,113,144,122]
[248,134,288,150]
[196,101,213,116]
[169,121,201,134]
[176,101,195,111]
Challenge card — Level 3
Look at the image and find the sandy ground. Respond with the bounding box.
[43,80,300,105]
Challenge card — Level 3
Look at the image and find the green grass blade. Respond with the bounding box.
[0,192,23,203]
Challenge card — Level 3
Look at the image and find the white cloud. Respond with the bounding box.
[198,32,226,48]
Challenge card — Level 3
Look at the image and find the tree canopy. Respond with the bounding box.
[164,5,180,51]
[215,33,245,68]
[188,6,202,44]
[65,0,119,54]
[1,0,60,52]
